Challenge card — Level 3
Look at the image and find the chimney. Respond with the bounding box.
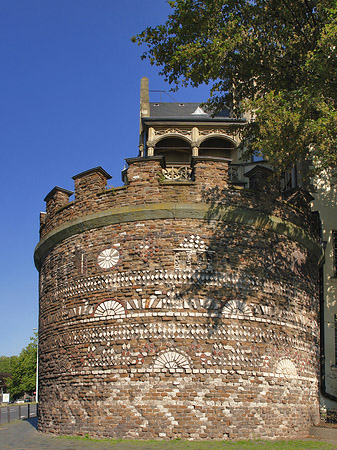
[140,77,150,118]
[139,77,150,156]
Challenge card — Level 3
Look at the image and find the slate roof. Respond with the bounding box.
[147,102,232,120]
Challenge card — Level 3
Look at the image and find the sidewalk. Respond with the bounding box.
[1,418,337,450]
[0,420,147,450]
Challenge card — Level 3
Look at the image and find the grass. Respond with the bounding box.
[57,435,337,450]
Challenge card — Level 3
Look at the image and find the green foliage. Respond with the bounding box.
[6,335,37,399]
[133,0,337,174]
[0,355,19,393]
[0,355,19,377]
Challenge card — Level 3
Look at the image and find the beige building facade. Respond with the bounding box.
[312,172,337,412]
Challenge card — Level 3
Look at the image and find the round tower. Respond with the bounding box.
[34,82,322,440]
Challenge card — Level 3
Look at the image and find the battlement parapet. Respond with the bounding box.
[40,156,232,236]
[39,157,319,242]
[36,156,321,274]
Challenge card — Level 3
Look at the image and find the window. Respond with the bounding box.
[199,137,234,159]
[333,231,337,278]
[154,137,191,164]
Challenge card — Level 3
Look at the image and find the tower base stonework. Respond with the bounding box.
[35,156,321,440]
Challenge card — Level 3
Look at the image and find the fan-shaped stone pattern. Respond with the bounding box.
[97,248,119,269]
[223,299,252,316]
[93,299,125,318]
[276,358,298,376]
[154,351,190,371]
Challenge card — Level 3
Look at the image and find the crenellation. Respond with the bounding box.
[44,186,73,219]
[192,156,231,187]
[39,211,46,228]
[72,166,112,201]
[38,162,320,244]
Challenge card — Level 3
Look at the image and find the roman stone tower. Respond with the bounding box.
[34,77,322,440]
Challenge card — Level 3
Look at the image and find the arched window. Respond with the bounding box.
[199,137,235,159]
[154,137,191,164]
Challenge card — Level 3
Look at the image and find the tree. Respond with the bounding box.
[7,336,37,399]
[0,356,19,394]
[0,356,19,378]
[133,0,337,174]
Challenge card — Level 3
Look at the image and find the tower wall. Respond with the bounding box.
[35,157,321,439]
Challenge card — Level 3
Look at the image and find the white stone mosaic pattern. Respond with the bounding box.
[93,299,126,318]
[276,358,298,376]
[154,350,190,371]
[97,248,119,269]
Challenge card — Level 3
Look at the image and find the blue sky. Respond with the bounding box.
[0,0,210,356]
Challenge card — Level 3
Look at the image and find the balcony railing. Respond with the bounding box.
[161,164,244,183]
[161,166,193,181]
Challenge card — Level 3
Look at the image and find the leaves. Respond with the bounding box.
[0,355,19,393]
[4,335,37,399]
[133,0,337,174]
[243,91,337,173]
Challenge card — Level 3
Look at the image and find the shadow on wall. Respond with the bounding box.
[174,183,320,339]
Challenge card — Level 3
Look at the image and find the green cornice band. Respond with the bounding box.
[34,202,322,270]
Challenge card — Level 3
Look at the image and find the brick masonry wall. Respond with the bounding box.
[35,157,321,439]
[38,158,318,240]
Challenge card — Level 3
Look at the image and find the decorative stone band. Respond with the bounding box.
[59,309,317,336]
[40,322,318,377]
[53,269,314,306]
[34,202,323,270]
[161,166,192,181]
[40,323,317,357]
[48,367,318,382]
